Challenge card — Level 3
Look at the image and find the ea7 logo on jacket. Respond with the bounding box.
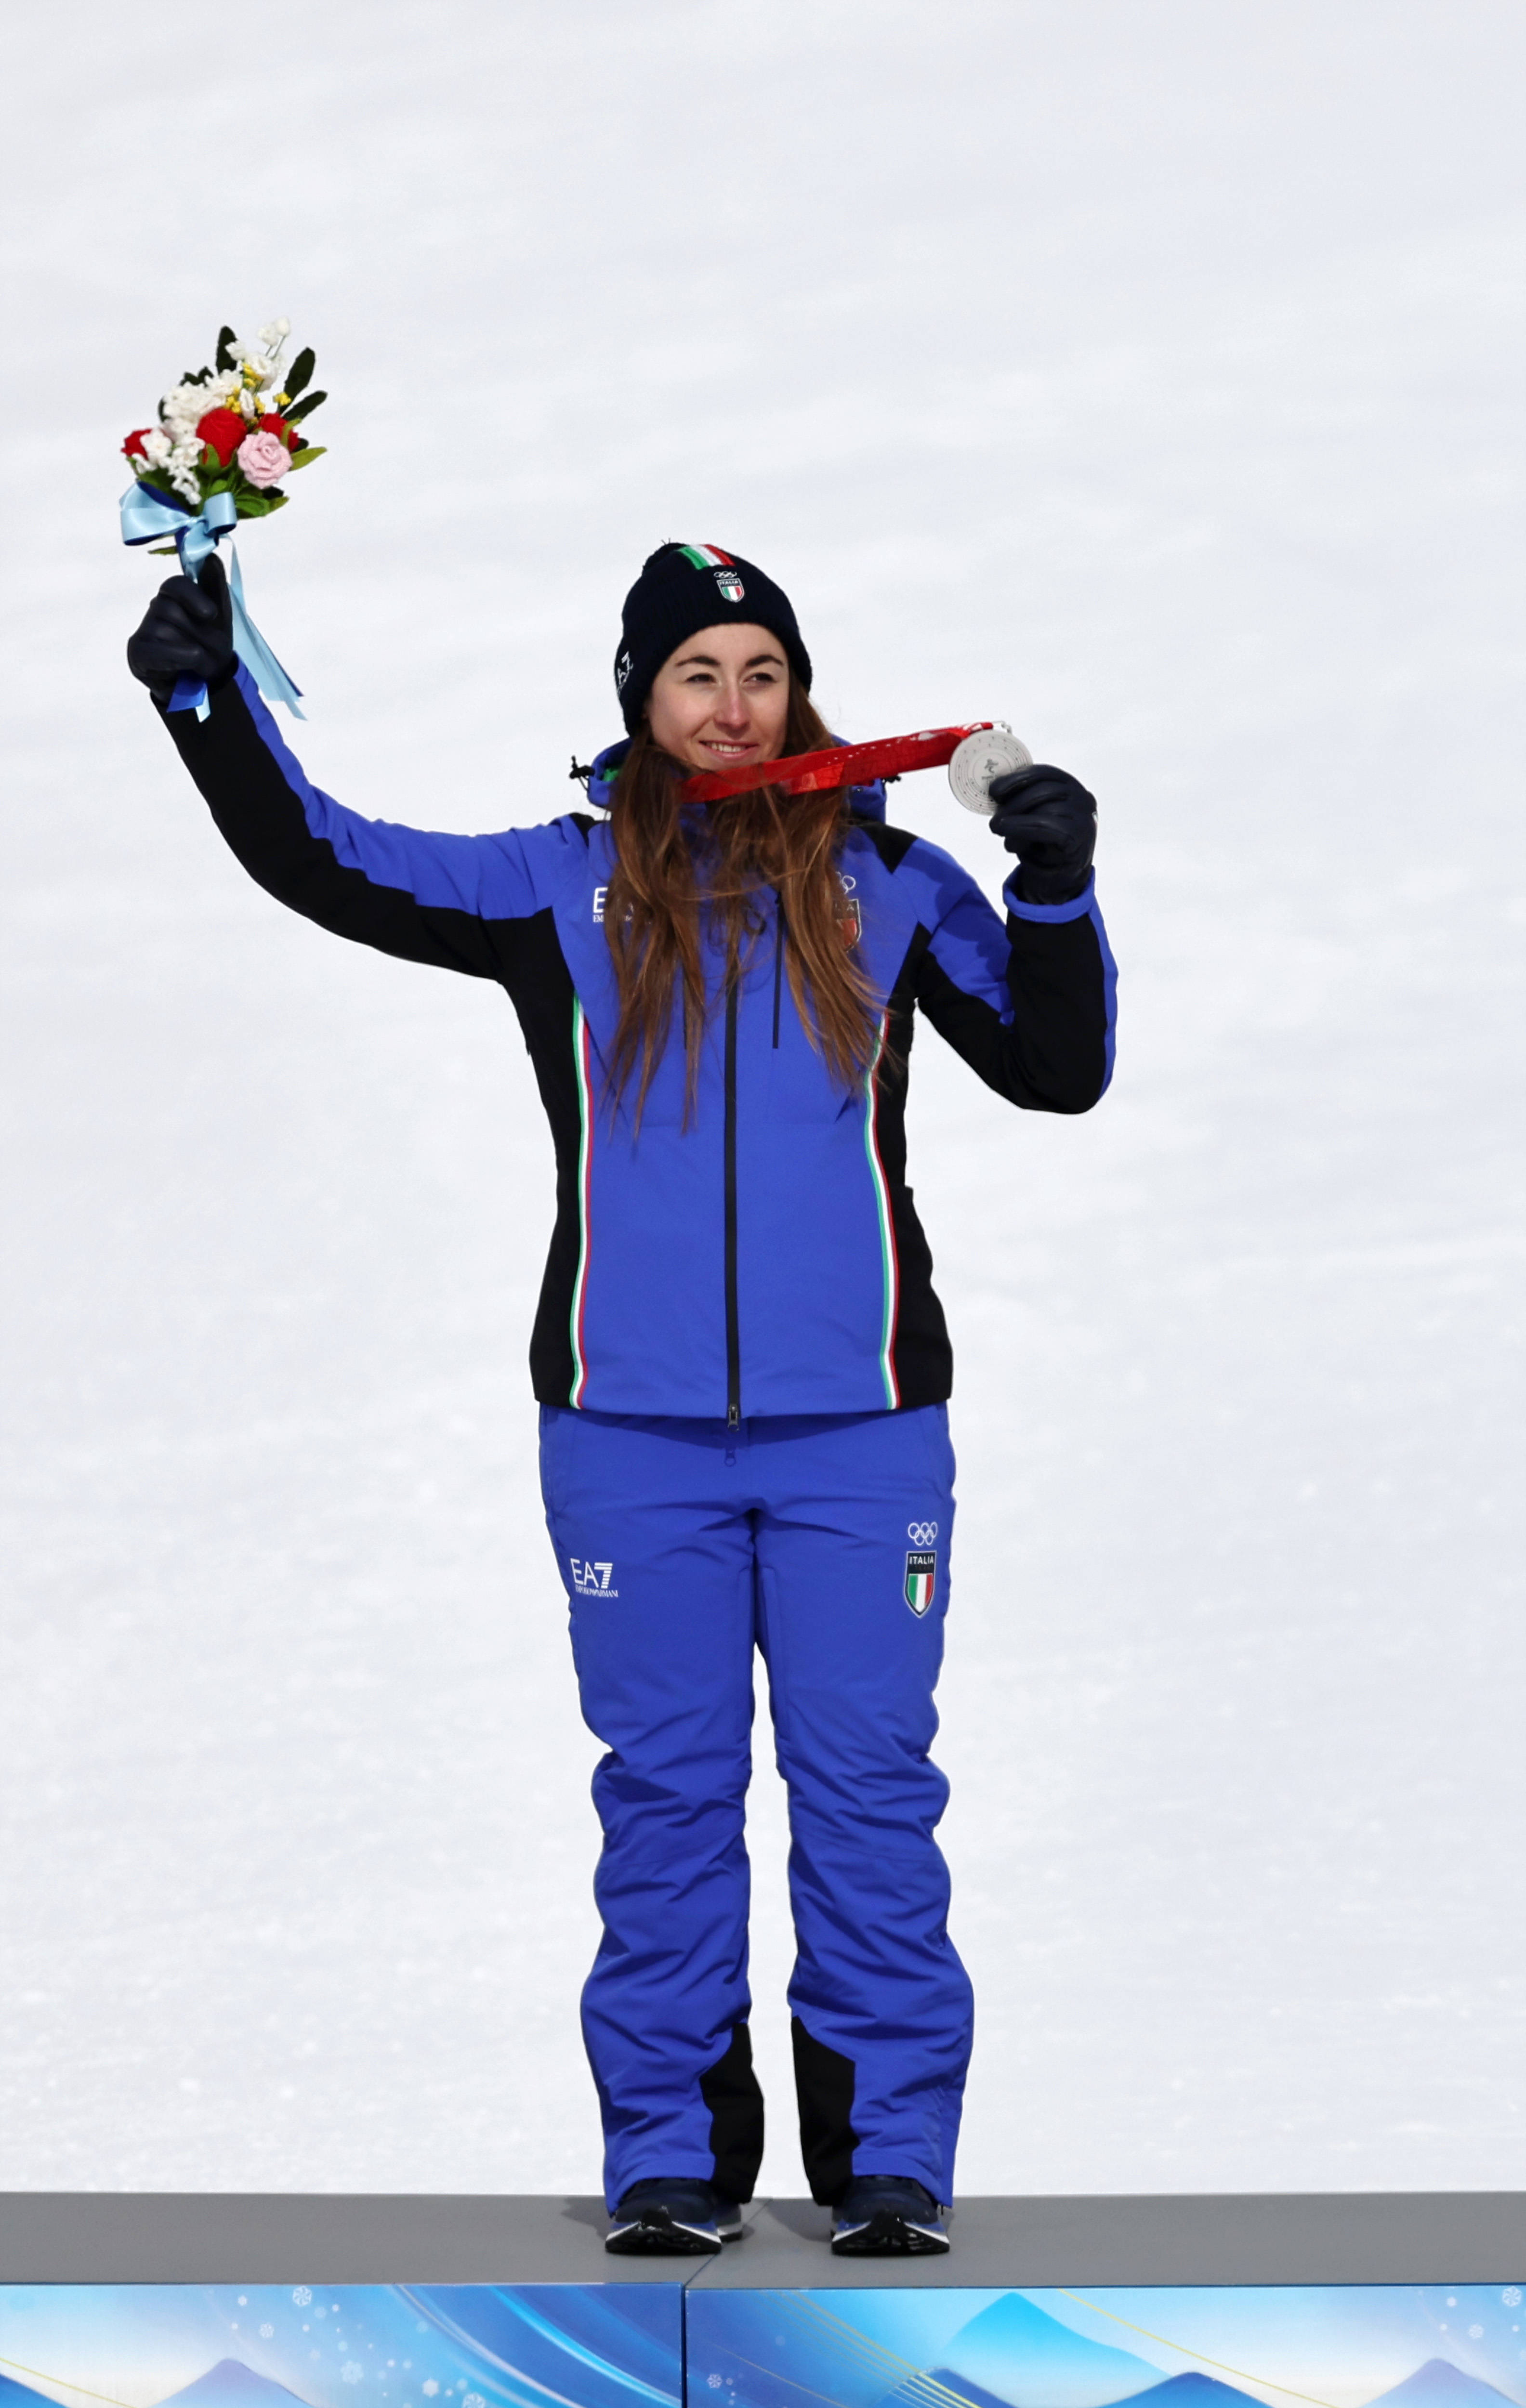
[904,1550,937,1615]
[570,1558,618,1598]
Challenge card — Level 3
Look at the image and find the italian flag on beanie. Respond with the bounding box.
[613,540,813,734]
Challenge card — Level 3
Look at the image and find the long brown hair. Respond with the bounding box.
[603,683,880,1123]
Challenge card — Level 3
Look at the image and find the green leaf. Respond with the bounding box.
[147,543,178,556]
[236,491,276,517]
[287,445,328,469]
[179,364,212,387]
[284,346,315,400]
[214,326,238,372]
[282,388,327,426]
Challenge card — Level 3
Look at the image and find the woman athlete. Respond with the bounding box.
[128,540,1116,2256]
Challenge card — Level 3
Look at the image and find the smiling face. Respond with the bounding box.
[644,621,791,772]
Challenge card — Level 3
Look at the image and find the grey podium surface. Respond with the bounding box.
[2,2191,1523,2285]
[696,2193,1526,2286]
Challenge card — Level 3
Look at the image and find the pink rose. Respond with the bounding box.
[237,429,292,488]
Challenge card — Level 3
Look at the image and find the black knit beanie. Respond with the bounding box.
[614,542,812,733]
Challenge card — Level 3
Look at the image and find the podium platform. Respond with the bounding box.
[2,2192,1523,2408]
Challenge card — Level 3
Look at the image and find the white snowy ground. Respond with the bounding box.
[1,0,1522,2200]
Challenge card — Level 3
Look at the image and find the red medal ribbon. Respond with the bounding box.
[678,722,995,804]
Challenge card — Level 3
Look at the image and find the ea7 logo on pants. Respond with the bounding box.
[904,1550,937,1616]
[570,1558,618,1598]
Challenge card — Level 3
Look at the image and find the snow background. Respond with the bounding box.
[1,0,1521,2198]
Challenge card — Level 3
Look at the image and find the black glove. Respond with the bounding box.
[987,763,1097,905]
[126,551,235,704]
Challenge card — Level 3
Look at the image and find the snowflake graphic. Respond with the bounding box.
[422,2387,438,2398]
[293,2287,313,2306]
[1470,2328,1484,2340]
[260,2324,274,2340]
[708,2381,724,2392]
[342,2367,364,2385]
[1506,2288,1523,2308]
[463,2395,485,2407]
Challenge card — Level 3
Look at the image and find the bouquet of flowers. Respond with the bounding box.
[119,318,325,716]
[121,318,326,528]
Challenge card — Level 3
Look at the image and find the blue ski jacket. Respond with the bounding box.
[162,667,1117,1419]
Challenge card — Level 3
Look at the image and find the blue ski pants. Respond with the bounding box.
[538,1402,973,2210]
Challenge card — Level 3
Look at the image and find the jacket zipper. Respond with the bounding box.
[724,982,741,1426]
[772,902,786,1048]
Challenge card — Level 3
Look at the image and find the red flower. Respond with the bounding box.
[122,427,153,458]
[257,412,301,450]
[196,407,247,466]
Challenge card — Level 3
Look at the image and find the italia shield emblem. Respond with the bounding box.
[904,1549,937,1616]
[715,569,745,603]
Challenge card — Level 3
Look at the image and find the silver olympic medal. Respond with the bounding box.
[947,724,1034,814]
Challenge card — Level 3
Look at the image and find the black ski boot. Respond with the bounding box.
[605,2179,744,2254]
[831,2176,948,2255]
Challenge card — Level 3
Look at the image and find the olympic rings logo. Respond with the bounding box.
[907,1521,938,1545]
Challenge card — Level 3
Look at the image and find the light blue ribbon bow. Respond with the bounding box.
[119,480,304,721]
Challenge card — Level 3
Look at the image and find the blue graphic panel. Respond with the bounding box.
[0,2282,682,2408]
[5,2278,1526,2408]
[683,2283,1526,2408]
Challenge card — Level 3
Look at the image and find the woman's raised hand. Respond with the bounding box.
[127,552,235,701]
[987,764,1097,906]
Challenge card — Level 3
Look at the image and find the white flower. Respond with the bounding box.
[229,341,278,384]
[141,427,172,466]
[160,373,237,435]
[167,432,204,503]
[258,317,290,352]
[161,370,235,435]
[158,385,200,434]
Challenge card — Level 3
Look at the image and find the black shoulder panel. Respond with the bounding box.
[848,815,919,871]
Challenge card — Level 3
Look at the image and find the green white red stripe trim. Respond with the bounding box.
[678,543,735,570]
[569,997,594,1406]
[863,1010,900,1408]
